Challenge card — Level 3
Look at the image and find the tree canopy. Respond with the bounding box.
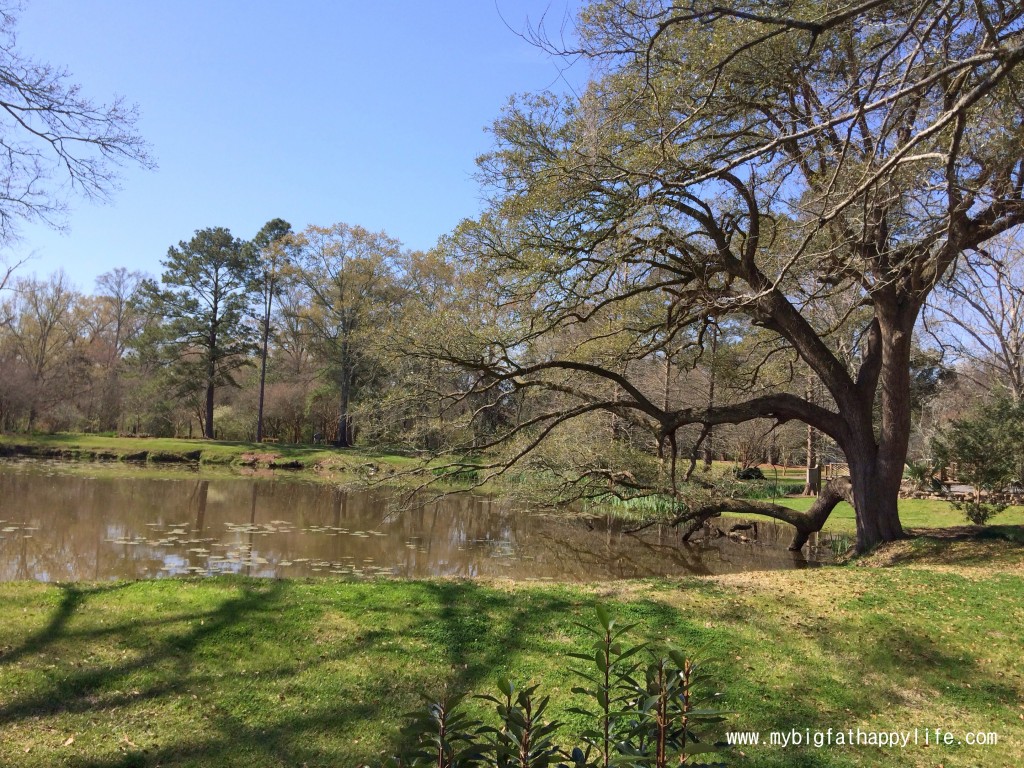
[292,223,407,447]
[422,0,1024,551]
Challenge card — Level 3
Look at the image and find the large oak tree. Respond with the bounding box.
[431,0,1024,552]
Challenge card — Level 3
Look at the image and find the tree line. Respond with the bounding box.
[0,220,460,447]
[1,218,1018,465]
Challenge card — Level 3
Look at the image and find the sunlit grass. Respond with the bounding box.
[772,496,1024,531]
[0,552,1021,767]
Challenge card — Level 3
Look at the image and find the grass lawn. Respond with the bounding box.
[771,496,1024,533]
[0,536,1022,767]
[595,487,1024,534]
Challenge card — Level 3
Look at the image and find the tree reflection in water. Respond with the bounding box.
[0,460,831,582]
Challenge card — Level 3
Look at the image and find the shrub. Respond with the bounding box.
[904,461,943,492]
[740,481,804,500]
[955,500,1008,526]
[377,606,729,767]
[431,465,481,483]
[933,396,1024,525]
[734,467,764,481]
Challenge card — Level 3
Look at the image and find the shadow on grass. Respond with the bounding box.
[868,524,1024,566]
[703,569,1023,767]
[0,581,286,726]
[0,582,132,667]
[2,571,1020,768]
[0,578,580,767]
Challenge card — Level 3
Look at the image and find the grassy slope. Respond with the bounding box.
[0,540,1021,768]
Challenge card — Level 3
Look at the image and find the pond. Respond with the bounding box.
[0,460,835,581]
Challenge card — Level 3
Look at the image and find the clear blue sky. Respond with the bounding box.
[8,0,584,290]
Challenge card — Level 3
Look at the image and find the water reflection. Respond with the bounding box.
[0,460,832,582]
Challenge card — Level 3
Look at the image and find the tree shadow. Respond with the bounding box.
[0,578,581,767]
[0,580,286,726]
[0,582,133,666]
[700,572,1023,765]
[2,572,1019,767]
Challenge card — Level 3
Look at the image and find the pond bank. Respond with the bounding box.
[0,432,419,479]
[0,541,1021,767]
[4,432,1024,535]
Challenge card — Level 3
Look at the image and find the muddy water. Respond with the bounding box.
[0,460,833,581]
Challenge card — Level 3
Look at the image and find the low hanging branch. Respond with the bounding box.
[629,477,853,551]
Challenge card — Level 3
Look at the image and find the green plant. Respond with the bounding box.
[933,397,1024,497]
[565,605,645,767]
[622,653,726,768]
[378,608,729,768]
[385,691,485,768]
[432,465,481,483]
[954,500,1008,526]
[828,533,853,557]
[932,397,1024,526]
[478,680,562,768]
[904,461,943,492]
[738,481,804,500]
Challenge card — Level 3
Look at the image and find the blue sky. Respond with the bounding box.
[8,0,584,290]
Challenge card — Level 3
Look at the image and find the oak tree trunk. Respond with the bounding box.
[849,457,905,551]
[839,308,913,552]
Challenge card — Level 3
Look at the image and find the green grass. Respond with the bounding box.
[0,432,421,477]
[0,548,1022,767]
[592,486,1024,533]
[702,461,810,481]
[769,496,1024,532]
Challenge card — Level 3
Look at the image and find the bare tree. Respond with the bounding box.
[0,254,24,292]
[94,268,147,361]
[926,232,1024,401]
[0,4,152,241]
[2,271,82,429]
[80,268,148,429]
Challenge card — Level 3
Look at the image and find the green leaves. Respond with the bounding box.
[397,690,485,768]
[479,681,563,768]
[933,395,1024,525]
[135,227,256,437]
[377,606,730,768]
